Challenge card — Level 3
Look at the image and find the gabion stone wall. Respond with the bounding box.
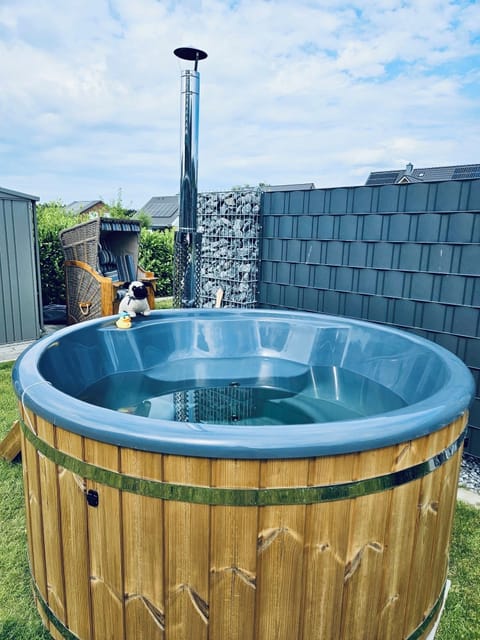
[197,189,261,307]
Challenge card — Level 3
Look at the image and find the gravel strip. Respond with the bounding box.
[459,453,480,494]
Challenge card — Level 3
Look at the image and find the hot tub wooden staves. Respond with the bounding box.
[19,403,467,640]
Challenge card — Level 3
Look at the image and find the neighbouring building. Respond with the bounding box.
[138,195,179,230]
[65,200,106,218]
[366,162,480,186]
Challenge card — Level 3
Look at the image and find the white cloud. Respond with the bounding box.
[0,0,479,206]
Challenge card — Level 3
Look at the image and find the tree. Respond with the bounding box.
[139,228,174,296]
[104,188,136,218]
[36,201,80,305]
[135,209,152,229]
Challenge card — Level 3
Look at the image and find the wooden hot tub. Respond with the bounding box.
[13,309,474,640]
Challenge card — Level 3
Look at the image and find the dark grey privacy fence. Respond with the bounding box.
[258,180,480,457]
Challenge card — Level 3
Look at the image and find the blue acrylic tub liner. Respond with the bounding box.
[13,309,474,459]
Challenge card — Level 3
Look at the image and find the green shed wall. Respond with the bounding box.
[0,188,42,344]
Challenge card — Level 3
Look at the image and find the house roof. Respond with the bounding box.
[262,183,316,192]
[65,200,105,215]
[138,195,179,228]
[365,163,480,186]
[0,186,39,201]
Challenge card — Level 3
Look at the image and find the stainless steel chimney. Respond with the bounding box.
[173,46,207,308]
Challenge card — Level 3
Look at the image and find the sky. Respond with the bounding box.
[1,0,479,210]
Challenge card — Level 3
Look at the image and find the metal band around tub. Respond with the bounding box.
[20,419,466,506]
[31,571,446,640]
[32,578,80,640]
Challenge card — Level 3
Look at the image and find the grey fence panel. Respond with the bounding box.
[259,180,480,457]
[0,191,41,344]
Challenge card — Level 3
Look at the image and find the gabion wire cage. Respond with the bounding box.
[197,189,261,308]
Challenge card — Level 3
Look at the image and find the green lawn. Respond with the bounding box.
[0,362,51,639]
[155,296,173,309]
[1,359,479,639]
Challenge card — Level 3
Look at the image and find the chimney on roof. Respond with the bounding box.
[405,162,414,174]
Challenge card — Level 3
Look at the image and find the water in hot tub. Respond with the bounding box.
[79,365,406,425]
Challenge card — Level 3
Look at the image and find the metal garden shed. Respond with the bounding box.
[0,187,42,345]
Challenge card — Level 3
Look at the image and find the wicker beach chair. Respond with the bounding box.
[60,217,155,324]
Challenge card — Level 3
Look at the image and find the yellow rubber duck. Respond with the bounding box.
[116,311,132,329]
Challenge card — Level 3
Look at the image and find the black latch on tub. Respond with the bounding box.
[86,489,99,507]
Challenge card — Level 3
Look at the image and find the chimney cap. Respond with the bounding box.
[174,47,208,62]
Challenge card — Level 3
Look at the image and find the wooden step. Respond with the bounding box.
[0,420,21,461]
